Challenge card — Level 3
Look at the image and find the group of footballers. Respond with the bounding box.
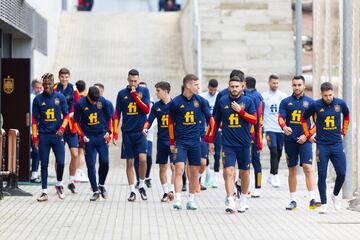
[31,67,350,214]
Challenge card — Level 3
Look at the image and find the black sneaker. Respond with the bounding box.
[55,186,65,199]
[99,185,108,199]
[90,192,100,201]
[161,193,169,202]
[128,192,136,202]
[145,179,152,188]
[286,201,297,211]
[182,185,187,192]
[68,183,77,194]
[135,181,140,189]
[309,199,321,210]
[139,187,148,200]
[30,178,41,183]
[200,184,207,191]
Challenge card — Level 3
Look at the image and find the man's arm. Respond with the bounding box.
[131,88,150,114]
[301,103,316,139]
[342,101,350,136]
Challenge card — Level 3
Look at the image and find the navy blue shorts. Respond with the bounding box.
[265,131,284,150]
[64,133,78,148]
[121,132,147,159]
[200,136,208,159]
[156,140,174,164]
[285,141,312,167]
[222,145,251,170]
[173,142,201,166]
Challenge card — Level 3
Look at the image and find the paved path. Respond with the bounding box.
[1,145,360,239]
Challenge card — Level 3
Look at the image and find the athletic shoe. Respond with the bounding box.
[161,193,169,202]
[273,174,280,188]
[237,201,246,213]
[37,193,48,202]
[182,184,187,192]
[331,193,341,210]
[285,201,297,211]
[30,178,41,183]
[90,192,100,201]
[186,201,198,210]
[200,184,207,191]
[75,169,89,183]
[55,186,65,200]
[139,187,148,200]
[225,198,235,214]
[145,179,152,188]
[309,199,321,210]
[135,181,140,189]
[251,188,261,198]
[99,185,108,199]
[318,204,328,214]
[128,192,136,202]
[212,179,218,188]
[173,200,182,210]
[67,183,77,194]
[224,196,229,206]
[168,191,174,201]
[267,174,274,185]
[205,173,212,187]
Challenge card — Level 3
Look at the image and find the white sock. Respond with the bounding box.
[139,179,145,188]
[237,178,241,185]
[240,193,247,204]
[290,192,296,202]
[129,184,135,193]
[56,181,63,187]
[69,176,75,183]
[189,193,195,202]
[206,166,211,174]
[175,192,181,202]
[162,184,169,194]
[201,173,206,184]
[42,189,48,194]
[170,184,175,192]
[214,172,219,179]
[31,171,38,179]
[308,190,315,200]
[228,196,234,205]
[145,177,151,180]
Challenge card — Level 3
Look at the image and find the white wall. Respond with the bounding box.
[26,0,62,79]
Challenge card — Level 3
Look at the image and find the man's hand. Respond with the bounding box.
[104,132,111,143]
[34,142,39,150]
[310,135,317,143]
[170,145,175,154]
[83,136,90,143]
[112,133,118,145]
[56,128,64,137]
[142,128,148,137]
[231,101,242,113]
[69,112,74,118]
[283,126,293,136]
[130,85,137,94]
[209,143,215,155]
[297,134,307,144]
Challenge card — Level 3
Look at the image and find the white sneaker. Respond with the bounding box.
[212,178,218,188]
[251,188,261,198]
[78,169,89,183]
[331,193,341,210]
[267,174,274,185]
[237,201,246,213]
[273,174,280,188]
[225,197,235,213]
[318,204,328,214]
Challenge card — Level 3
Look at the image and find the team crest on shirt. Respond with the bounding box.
[138,92,143,99]
[239,103,245,109]
[54,98,60,105]
[288,102,293,106]
[334,104,341,112]
[193,100,199,108]
[97,101,103,109]
[303,101,309,108]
